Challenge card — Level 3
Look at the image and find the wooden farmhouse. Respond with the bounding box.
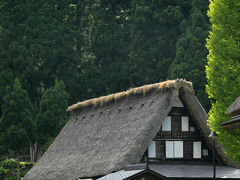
[24,80,240,180]
[221,96,240,130]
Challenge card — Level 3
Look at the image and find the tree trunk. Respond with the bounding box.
[30,142,40,162]
[30,146,33,162]
[34,142,38,162]
[17,152,20,180]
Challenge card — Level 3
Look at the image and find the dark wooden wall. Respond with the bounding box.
[141,106,213,164]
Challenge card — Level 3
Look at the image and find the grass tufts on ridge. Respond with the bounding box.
[67,79,193,111]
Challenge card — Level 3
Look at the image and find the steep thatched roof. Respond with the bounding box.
[24,79,240,180]
[67,79,193,112]
[226,96,240,117]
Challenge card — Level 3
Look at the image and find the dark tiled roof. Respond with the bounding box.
[98,164,240,179]
[150,164,240,178]
[220,115,240,130]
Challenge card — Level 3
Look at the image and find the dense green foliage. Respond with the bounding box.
[0,159,34,179]
[0,159,17,169]
[37,80,69,148]
[0,79,35,179]
[0,0,83,102]
[168,0,210,110]
[129,0,185,84]
[0,0,211,106]
[0,79,35,152]
[0,0,211,159]
[206,0,240,161]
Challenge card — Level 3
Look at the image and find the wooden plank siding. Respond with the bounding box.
[144,106,213,164]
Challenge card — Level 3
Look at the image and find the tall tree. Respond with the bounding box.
[168,0,210,110]
[0,78,35,180]
[206,0,240,161]
[81,0,132,97]
[0,0,212,109]
[36,80,69,152]
[129,0,188,86]
[0,0,86,105]
[0,0,37,115]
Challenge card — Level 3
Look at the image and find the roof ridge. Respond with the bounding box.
[67,79,193,111]
[225,96,240,116]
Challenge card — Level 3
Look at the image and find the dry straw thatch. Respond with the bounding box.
[67,79,193,111]
[24,79,240,180]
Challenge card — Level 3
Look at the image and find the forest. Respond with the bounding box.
[0,0,239,179]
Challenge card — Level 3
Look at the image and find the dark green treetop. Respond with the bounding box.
[0,78,35,152]
[168,0,210,110]
[0,0,212,111]
[36,80,69,148]
[129,0,186,86]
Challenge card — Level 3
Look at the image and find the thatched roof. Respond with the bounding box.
[24,79,240,180]
[226,96,240,117]
[67,79,193,112]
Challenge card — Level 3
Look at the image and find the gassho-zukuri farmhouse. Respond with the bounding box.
[24,79,240,180]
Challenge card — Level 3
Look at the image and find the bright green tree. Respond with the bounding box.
[36,80,69,151]
[0,78,35,180]
[206,0,240,161]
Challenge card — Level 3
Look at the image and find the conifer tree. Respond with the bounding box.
[129,0,186,86]
[83,0,132,97]
[36,80,69,150]
[206,0,240,161]
[168,0,210,110]
[0,78,35,180]
[0,0,85,105]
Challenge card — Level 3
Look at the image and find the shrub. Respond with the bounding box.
[0,167,10,179]
[0,159,17,169]
[20,161,35,169]
[5,176,17,180]
[20,169,29,177]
